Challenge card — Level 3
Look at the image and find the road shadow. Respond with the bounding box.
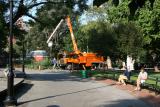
[26,72,89,82]
[96,99,151,107]
[46,105,60,107]
[0,82,33,107]
[17,90,159,107]
[95,93,160,107]
[139,95,160,107]
[0,89,7,107]
[15,82,34,100]
[17,84,114,106]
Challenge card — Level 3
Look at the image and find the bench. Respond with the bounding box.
[128,75,160,93]
[95,71,160,94]
[107,72,160,93]
[141,76,157,91]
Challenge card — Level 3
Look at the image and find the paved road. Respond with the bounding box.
[16,70,150,107]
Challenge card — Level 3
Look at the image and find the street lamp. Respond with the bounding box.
[48,41,53,57]
[4,0,17,106]
[22,39,25,73]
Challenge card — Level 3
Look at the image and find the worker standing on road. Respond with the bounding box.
[52,57,57,69]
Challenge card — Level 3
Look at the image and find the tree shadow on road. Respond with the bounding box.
[47,105,60,107]
[17,93,159,107]
[17,84,114,106]
[95,94,160,107]
[26,72,90,82]
[15,82,34,99]
[95,99,151,107]
[0,82,33,107]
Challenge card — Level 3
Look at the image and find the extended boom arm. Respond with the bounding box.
[47,19,64,44]
[66,16,80,54]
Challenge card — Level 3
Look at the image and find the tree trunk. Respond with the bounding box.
[154,66,159,72]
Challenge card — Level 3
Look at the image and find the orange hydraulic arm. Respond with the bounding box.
[66,16,80,54]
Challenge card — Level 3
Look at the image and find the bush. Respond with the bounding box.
[25,58,52,69]
[38,58,52,69]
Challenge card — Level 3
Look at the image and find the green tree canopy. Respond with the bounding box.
[0,1,7,53]
[76,21,117,56]
[113,22,144,59]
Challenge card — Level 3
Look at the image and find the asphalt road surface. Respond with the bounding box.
[16,70,150,107]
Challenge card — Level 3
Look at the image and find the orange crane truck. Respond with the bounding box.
[58,16,104,70]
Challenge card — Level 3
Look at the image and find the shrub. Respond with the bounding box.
[25,58,52,69]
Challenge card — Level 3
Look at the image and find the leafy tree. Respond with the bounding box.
[0,1,7,53]
[104,0,160,69]
[106,0,130,23]
[132,0,160,67]
[0,0,89,57]
[105,1,145,59]
[113,22,144,60]
[78,21,117,57]
[81,5,107,23]
[24,0,89,57]
[93,0,155,16]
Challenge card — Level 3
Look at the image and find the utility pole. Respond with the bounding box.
[22,39,25,73]
[4,0,17,106]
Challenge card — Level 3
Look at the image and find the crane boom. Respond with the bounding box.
[66,16,80,54]
[58,16,104,69]
[47,19,64,44]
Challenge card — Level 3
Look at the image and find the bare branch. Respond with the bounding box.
[25,13,44,24]
[12,1,68,24]
[13,0,25,23]
[20,0,24,4]
[27,1,66,10]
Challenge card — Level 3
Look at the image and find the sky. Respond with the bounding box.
[22,2,41,22]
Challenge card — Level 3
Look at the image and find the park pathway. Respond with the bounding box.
[16,70,150,107]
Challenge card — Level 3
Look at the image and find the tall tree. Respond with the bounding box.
[0,0,88,57]
[93,0,155,16]
[113,23,144,60]
[134,0,160,70]
[25,0,89,56]
[76,21,117,57]
[0,1,7,53]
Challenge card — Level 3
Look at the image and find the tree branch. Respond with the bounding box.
[20,0,24,4]
[27,1,66,10]
[13,1,67,24]
[13,0,25,23]
[25,13,44,24]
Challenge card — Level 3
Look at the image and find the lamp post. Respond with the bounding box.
[4,0,17,106]
[22,39,25,73]
[48,41,53,57]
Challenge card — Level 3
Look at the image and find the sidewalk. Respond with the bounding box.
[0,68,25,104]
[100,79,160,107]
[0,77,24,93]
